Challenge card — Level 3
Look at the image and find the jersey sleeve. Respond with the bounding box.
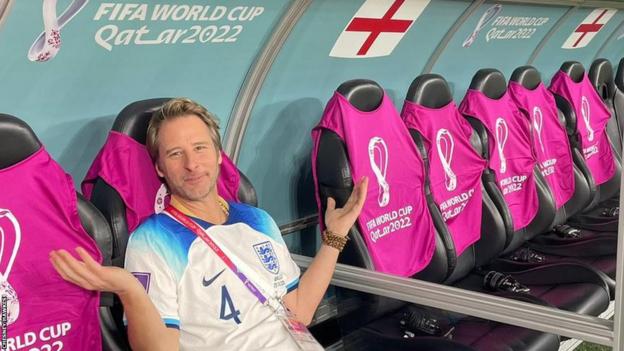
[283,251,301,294]
[124,224,181,329]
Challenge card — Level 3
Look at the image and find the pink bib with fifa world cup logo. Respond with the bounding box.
[0,148,102,350]
[509,81,575,209]
[549,71,616,186]
[312,92,436,277]
[82,131,241,233]
[401,100,486,256]
[459,90,539,231]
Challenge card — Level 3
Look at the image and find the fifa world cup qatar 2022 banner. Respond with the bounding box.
[0,0,283,184]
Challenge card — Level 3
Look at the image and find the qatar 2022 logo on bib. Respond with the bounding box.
[0,209,21,326]
[436,129,457,191]
[495,117,509,174]
[368,136,390,207]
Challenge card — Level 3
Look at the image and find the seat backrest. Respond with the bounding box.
[0,114,116,351]
[615,58,624,147]
[550,61,621,206]
[589,58,621,159]
[313,79,448,281]
[458,69,557,255]
[402,74,508,281]
[84,98,257,268]
[509,66,591,223]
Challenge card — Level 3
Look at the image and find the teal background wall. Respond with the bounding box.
[0,0,287,180]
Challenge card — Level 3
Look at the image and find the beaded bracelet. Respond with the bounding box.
[321,230,349,252]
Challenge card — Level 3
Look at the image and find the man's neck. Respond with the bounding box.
[170,193,228,225]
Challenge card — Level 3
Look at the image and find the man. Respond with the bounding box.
[50,98,368,351]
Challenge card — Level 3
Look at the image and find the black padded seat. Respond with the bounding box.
[0,114,121,351]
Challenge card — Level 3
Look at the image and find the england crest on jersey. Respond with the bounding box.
[253,241,280,274]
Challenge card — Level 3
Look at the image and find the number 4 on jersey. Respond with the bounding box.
[220,285,242,324]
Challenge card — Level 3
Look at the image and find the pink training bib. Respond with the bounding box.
[82,131,240,233]
[459,90,539,231]
[312,92,436,277]
[549,71,616,186]
[509,81,575,209]
[401,100,486,256]
[0,148,101,351]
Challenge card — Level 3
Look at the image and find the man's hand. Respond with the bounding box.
[49,247,142,298]
[324,176,368,237]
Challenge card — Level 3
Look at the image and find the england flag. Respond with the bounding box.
[561,8,617,49]
[329,0,430,58]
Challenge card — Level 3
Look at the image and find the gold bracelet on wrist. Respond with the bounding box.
[321,229,349,252]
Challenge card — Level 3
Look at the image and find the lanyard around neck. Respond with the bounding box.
[165,205,268,305]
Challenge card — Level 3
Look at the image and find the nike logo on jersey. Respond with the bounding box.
[202,269,226,287]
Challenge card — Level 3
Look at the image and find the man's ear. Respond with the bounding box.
[155,161,165,178]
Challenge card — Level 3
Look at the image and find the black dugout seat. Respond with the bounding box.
[314,80,449,345]
[0,114,121,351]
[88,99,257,350]
[315,80,561,351]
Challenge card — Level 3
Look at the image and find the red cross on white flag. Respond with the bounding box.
[329,0,430,58]
[561,8,617,49]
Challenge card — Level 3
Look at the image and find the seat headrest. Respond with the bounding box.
[589,58,615,100]
[112,98,172,144]
[336,79,384,112]
[510,66,541,90]
[617,57,624,91]
[0,114,41,169]
[469,68,507,99]
[405,74,453,108]
[559,61,585,83]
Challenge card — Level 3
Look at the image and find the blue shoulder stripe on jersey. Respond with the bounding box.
[129,214,198,279]
[286,279,299,293]
[163,318,180,329]
[192,202,285,244]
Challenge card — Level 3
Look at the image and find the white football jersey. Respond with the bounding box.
[125,202,301,350]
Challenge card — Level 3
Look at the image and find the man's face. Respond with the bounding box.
[155,114,222,202]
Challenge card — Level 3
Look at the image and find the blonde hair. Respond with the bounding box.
[146,98,221,161]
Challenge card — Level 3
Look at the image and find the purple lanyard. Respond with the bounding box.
[165,206,268,305]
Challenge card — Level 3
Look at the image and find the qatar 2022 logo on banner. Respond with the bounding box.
[28,0,89,62]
